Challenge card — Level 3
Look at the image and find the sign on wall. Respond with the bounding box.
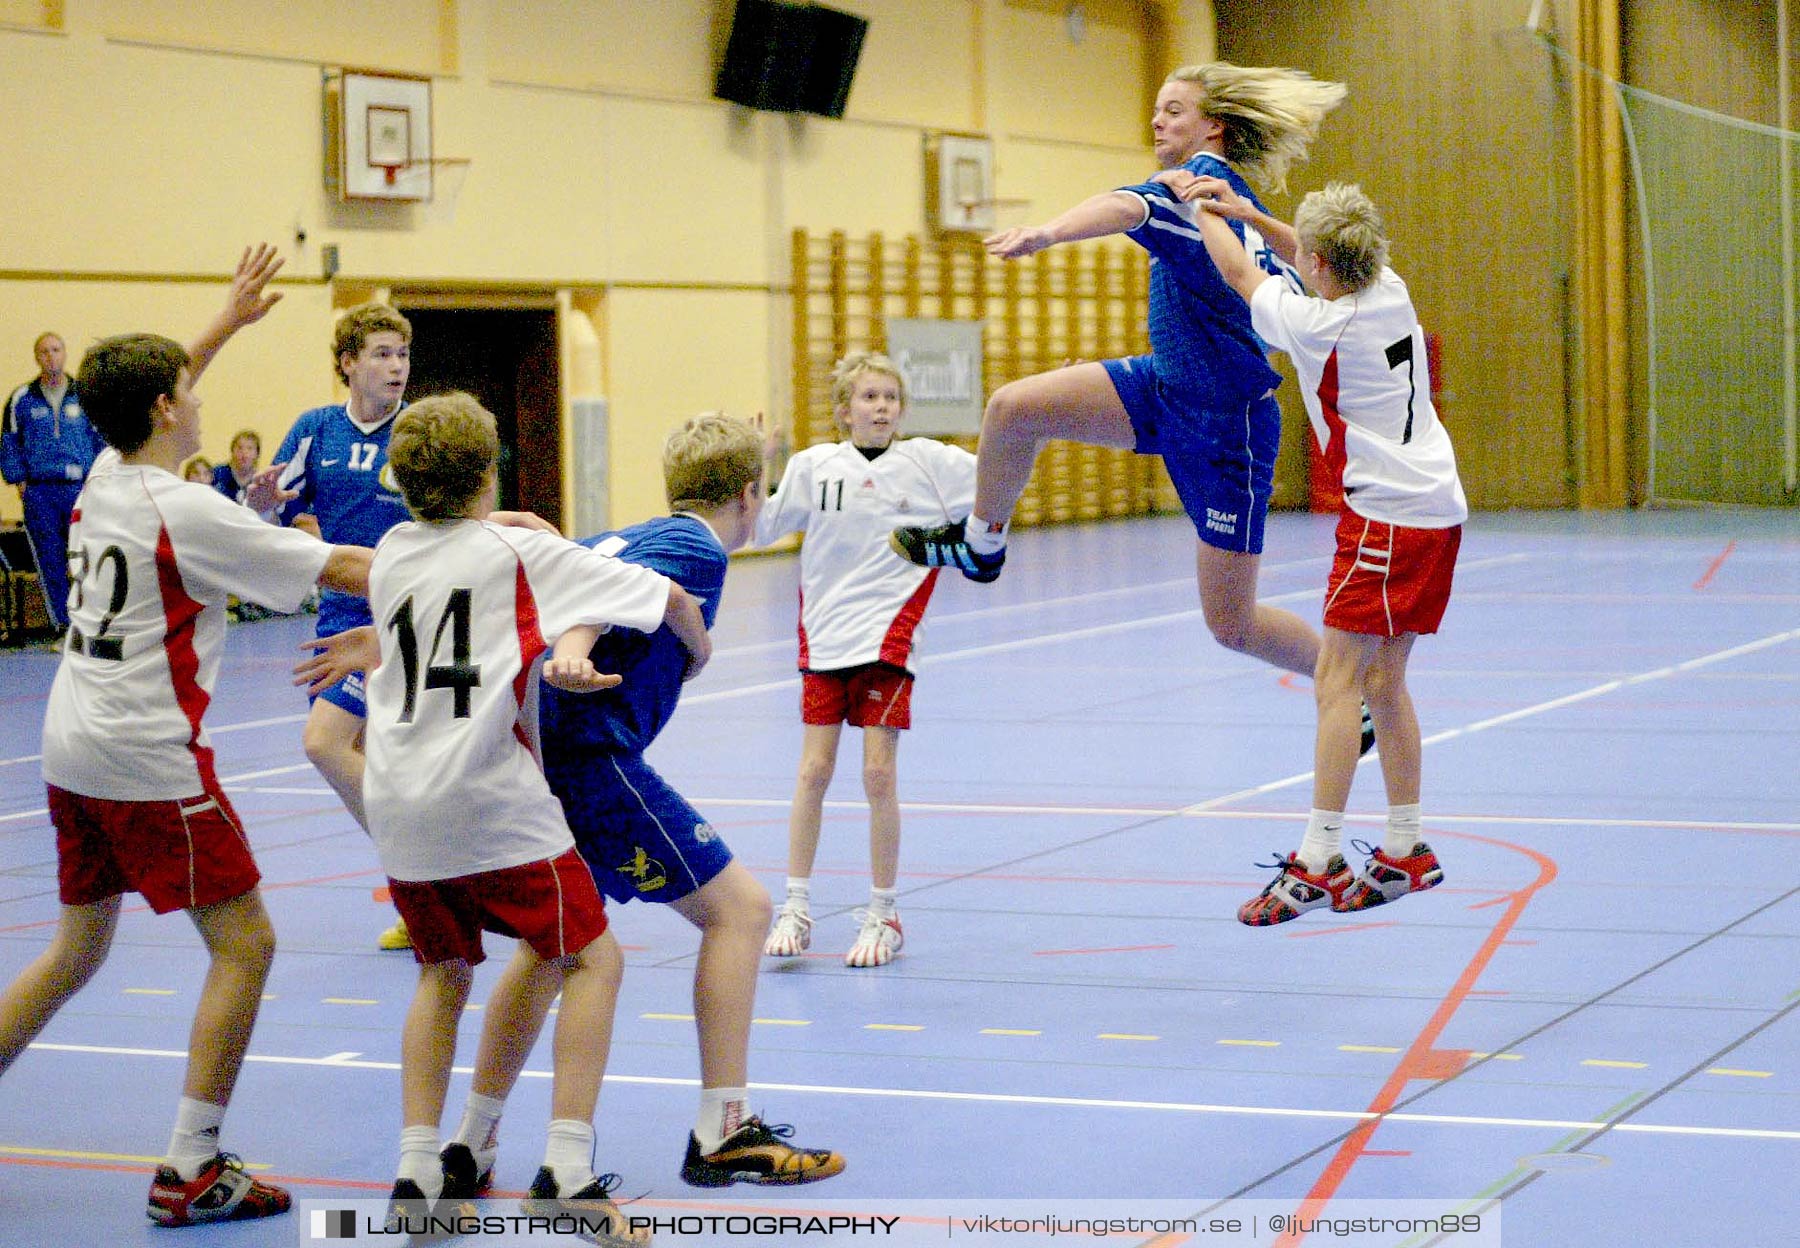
[888,318,985,436]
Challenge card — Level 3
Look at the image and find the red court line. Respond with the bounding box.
[1269,827,1559,1247]
[1692,540,1737,590]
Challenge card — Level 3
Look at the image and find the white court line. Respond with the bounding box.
[1179,624,1800,815]
[684,551,1533,706]
[23,1042,1799,1144]
[221,783,1800,835]
[0,712,307,770]
[676,797,1800,836]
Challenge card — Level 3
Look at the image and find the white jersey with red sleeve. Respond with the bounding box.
[41,452,333,801]
[1250,268,1467,527]
[362,520,672,883]
[753,437,976,673]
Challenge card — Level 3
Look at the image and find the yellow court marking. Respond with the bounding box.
[0,1144,271,1171]
[260,994,278,1001]
[1706,1068,1773,1079]
[864,1024,925,1032]
[1469,1052,1525,1061]
[462,1004,482,1012]
[1217,1039,1281,1048]
[1098,1033,1160,1042]
[1581,1059,1648,1069]
[751,1018,811,1027]
[322,998,379,1006]
[641,1012,696,1022]
[980,1028,1042,1037]
[1340,1044,1403,1054]
[123,988,176,996]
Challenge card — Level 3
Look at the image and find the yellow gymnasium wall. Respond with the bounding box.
[0,1,1204,527]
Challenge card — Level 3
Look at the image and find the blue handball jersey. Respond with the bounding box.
[1119,154,1299,411]
[272,403,411,633]
[539,514,726,760]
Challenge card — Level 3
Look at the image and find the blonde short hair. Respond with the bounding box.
[1166,62,1347,194]
[1294,182,1389,292]
[388,392,498,521]
[829,351,907,419]
[332,303,412,383]
[664,413,763,511]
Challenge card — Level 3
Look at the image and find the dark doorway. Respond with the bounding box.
[397,306,563,530]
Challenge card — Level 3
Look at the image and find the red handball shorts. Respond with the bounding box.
[802,663,914,729]
[52,785,260,914]
[387,848,608,967]
[1322,510,1461,637]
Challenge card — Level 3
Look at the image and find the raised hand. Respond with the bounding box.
[294,626,379,696]
[222,244,285,330]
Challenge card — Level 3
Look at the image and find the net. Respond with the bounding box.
[1620,85,1799,504]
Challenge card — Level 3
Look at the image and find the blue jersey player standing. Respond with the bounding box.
[258,304,416,948]
[432,414,844,1195]
[892,62,1353,693]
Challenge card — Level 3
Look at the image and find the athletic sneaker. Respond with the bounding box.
[680,1118,846,1187]
[763,903,812,957]
[845,908,903,967]
[377,917,413,951]
[522,1168,645,1247]
[383,1178,431,1236]
[1237,854,1354,926]
[1359,703,1376,757]
[888,520,1006,583]
[1336,840,1444,912]
[146,1152,291,1226]
[440,1140,496,1199]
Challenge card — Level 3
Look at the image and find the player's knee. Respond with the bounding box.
[795,757,835,796]
[301,720,342,770]
[983,382,1035,435]
[1204,613,1254,653]
[1362,662,1406,709]
[861,761,897,801]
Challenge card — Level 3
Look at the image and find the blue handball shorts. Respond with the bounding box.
[309,605,371,716]
[1103,354,1280,555]
[548,753,734,905]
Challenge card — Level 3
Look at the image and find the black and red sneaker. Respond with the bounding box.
[146,1153,291,1227]
[1336,841,1444,912]
[1237,853,1354,926]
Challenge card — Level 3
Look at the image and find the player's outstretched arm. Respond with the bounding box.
[986,191,1144,259]
[186,244,286,386]
[543,625,624,693]
[664,585,712,682]
[294,625,379,696]
[318,544,373,597]
[1192,194,1277,304]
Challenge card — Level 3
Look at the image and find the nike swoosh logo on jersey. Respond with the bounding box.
[321,459,341,466]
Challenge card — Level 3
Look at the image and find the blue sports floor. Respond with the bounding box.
[1,509,1797,1246]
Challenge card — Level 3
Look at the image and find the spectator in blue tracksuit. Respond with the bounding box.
[2,333,103,629]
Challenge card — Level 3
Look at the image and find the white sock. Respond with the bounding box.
[165,1096,226,1181]
[868,887,898,920]
[1385,803,1423,859]
[964,513,1008,556]
[544,1119,596,1194]
[1296,809,1345,874]
[453,1091,505,1153]
[782,878,811,912]
[398,1125,443,1200]
[694,1086,750,1153]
